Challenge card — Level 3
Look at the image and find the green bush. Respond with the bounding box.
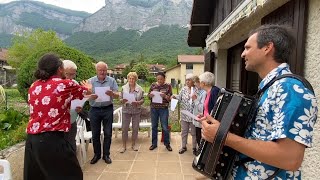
[0,108,28,131]
[0,120,28,150]
[17,46,96,101]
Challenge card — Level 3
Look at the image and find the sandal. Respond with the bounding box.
[120,147,126,153]
[179,147,187,154]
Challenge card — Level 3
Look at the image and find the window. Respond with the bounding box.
[186,63,193,70]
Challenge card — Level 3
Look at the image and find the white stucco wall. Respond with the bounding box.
[301,0,320,179]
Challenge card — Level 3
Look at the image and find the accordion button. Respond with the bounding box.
[221,163,224,167]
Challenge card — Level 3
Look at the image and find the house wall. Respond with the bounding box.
[180,64,187,85]
[301,0,320,178]
[191,64,204,77]
[205,0,319,178]
[165,66,181,85]
[179,63,204,86]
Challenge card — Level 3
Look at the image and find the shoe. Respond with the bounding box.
[119,147,126,153]
[90,155,101,164]
[193,148,197,156]
[179,147,187,154]
[132,145,138,151]
[102,156,112,164]
[149,145,157,150]
[166,144,173,151]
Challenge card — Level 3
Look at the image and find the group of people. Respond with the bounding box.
[171,72,219,155]
[23,24,317,180]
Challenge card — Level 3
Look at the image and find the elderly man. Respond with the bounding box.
[202,25,318,179]
[88,61,119,164]
[63,60,81,152]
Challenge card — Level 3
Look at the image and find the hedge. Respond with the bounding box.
[17,46,96,101]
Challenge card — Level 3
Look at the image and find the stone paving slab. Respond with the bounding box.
[83,132,210,180]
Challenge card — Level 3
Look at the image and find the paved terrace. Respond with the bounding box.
[83,132,210,180]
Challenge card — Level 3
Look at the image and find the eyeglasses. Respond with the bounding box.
[65,72,77,76]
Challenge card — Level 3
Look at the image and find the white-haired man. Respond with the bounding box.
[63,59,81,151]
[88,61,119,164]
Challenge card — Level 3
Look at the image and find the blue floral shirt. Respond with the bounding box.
[233,63,318,180]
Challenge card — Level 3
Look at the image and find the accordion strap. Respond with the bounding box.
[257,74,314,97]
[204,95,243,174]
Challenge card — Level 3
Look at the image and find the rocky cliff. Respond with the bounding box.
[0,1,90,38]
[74,0,193,33]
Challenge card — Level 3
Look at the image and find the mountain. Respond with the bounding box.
[74,0,193,33]
[0,0,198,68]
[65,25,197,68]
[0,0,90,41]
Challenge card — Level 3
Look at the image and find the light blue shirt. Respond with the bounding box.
[233,63,318,180]
[193,88,206,128]
[88,76,118,107]
[70,79,80,124]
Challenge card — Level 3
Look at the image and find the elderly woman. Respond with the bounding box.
[191,75,207,147]
[119,72,144,153]
[24,53,91,179]
[197,72,220,119]
[173,73,198,154]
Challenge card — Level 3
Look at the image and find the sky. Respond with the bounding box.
[0,0,106,13]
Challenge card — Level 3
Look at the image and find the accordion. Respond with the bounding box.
[192,88,256,179]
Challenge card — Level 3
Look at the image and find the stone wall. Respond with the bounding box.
[301,0,320,179]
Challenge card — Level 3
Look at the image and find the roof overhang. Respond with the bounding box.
[187,0,214,47]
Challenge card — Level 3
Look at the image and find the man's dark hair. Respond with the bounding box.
[249,24,296,63]
[34,53,63,80]
[156,72,166,78]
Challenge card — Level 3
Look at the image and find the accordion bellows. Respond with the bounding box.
[192,88,256,179]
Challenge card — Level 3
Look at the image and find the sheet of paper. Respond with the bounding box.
[95,86,110,102]
[189,87,194,104]
[181,110,199,121]
[71,98,88,110]
[170,98,179,111]
[123,92,136,103]
[151,91,163,103]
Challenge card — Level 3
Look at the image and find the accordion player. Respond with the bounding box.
[192,88,256,179]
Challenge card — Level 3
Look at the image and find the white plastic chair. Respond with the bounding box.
[75,126,86,166]
[76,116,92,151]
[112,107,123,138]
[0,159,12,180]
[139,118,151,137]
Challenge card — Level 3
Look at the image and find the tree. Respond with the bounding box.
[132,62,149,80]
[18,46,95,101]
[8,29,65,68]
[121,59,136,78]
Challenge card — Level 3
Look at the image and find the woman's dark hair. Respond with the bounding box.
[156,72,166,78]
[34,53,63,80]
[249,24,296,63]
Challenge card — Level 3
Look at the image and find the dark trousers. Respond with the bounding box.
[89,105,113,157]
[24,132,83,180]
[65,122,77,152]
[196,127,202,146]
